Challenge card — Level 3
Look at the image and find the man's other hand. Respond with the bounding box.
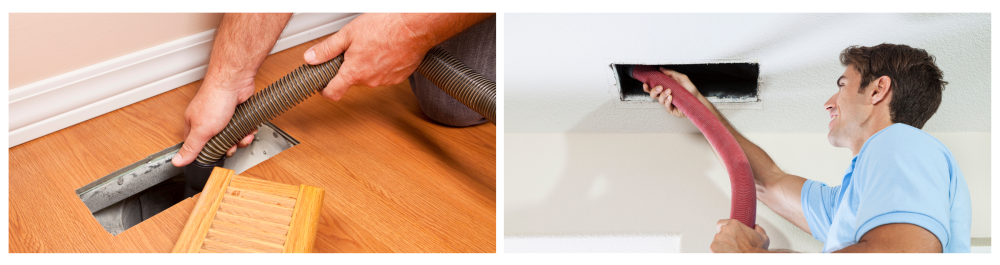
[643,67,703,118]
[711,219,770,253]
[303,13,433,101]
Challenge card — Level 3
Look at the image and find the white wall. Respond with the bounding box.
[505,132,990,253]
[9,13,224,88]
[505,13,990,134]
[504,13,990,253]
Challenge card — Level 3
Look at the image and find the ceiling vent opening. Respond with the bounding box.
[614,63,760,103]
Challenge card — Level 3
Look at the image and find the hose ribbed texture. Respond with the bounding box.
[195,55,345,164]
[416,47,496,124]
[195,47,496,165]
[630,65,757,228]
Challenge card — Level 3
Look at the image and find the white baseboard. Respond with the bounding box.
[8,13,360,148]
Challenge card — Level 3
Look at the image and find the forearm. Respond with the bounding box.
[204,13,292,91]
[694,92,810,233]
[399,13,493,49]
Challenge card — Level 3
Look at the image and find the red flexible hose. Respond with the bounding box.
[630,65,756,228]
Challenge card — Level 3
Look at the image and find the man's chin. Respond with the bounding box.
[827,131,839,147]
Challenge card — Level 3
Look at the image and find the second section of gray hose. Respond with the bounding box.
[415,47,497,125]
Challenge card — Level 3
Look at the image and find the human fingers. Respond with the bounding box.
[173,125,214,167]
[226,145,238,158]
[643,83,650,93]
[754,224,767,236]
[755,224,770,249]
[658,87,671,106]
[710,234,725,253]
[649,85,663,99]
[321,61,359,101]
[173,86,243,166]
[226,129,256,157]
[235,130,257,149]
[659,67,689,83]
[660,67,699,95]
[226,129,257,157]
[716,219,732,233]
[711,219,738,253]
[305,30,350,65]
[663,88,679,115]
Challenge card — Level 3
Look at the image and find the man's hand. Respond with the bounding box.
[643,67,704,118]
[303,13,492,101]
[172,78,257,167]
[171,13,291,167]
[304,13,429,101]
[711,219,770,253]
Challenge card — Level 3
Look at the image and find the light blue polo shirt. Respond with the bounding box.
[801,123,971,252]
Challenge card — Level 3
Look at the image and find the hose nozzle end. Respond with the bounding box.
[183,157,225,198]
[625,65,637,79]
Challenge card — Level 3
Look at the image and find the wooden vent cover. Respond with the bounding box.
[173,167,324,253]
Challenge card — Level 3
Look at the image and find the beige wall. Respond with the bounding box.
[9,13,223,88]
[505,132,990,252]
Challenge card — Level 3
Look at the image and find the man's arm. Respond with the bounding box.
[834,223,942,252]
[303,13,493,101]
[645,68,811,234]
[711,218,941,252]
[172,13,292,167]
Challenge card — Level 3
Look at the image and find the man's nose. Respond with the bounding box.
[824,93,838,111]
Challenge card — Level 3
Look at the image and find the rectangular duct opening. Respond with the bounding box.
[613,63,760,103]
[75,122,299,235]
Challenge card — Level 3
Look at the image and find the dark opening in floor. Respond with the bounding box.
[102,174,189,234]
[77,122,300,236]
[614,63,760,103]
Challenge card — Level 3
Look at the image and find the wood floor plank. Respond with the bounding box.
[8,32,495,253]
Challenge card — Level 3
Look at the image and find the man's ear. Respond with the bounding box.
[870,76,892,105]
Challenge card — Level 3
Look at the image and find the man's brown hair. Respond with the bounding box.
[839,43,947,129]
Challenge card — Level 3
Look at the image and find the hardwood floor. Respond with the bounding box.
[8,34,496,253]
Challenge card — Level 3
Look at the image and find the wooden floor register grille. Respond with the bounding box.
[172,167,324,253]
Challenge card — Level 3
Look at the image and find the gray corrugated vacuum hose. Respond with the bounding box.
[182,47,496,195]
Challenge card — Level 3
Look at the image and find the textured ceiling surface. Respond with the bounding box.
[505,13,990,133]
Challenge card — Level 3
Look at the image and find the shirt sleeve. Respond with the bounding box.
[852,132,952,249]
[801,179,841,243]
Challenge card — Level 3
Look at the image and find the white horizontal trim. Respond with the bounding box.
[971,246,990,253]
[505,234,682,253]
[9,13,360,148]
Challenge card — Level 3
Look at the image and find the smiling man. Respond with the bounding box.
[643,43,971,253]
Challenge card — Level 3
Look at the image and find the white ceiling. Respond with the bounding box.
[505,13,990,133]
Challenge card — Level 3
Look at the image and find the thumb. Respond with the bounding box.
[754,224,767,236]
[172,129,213,167]
[305,31,349,65]
[659,68,684,85]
